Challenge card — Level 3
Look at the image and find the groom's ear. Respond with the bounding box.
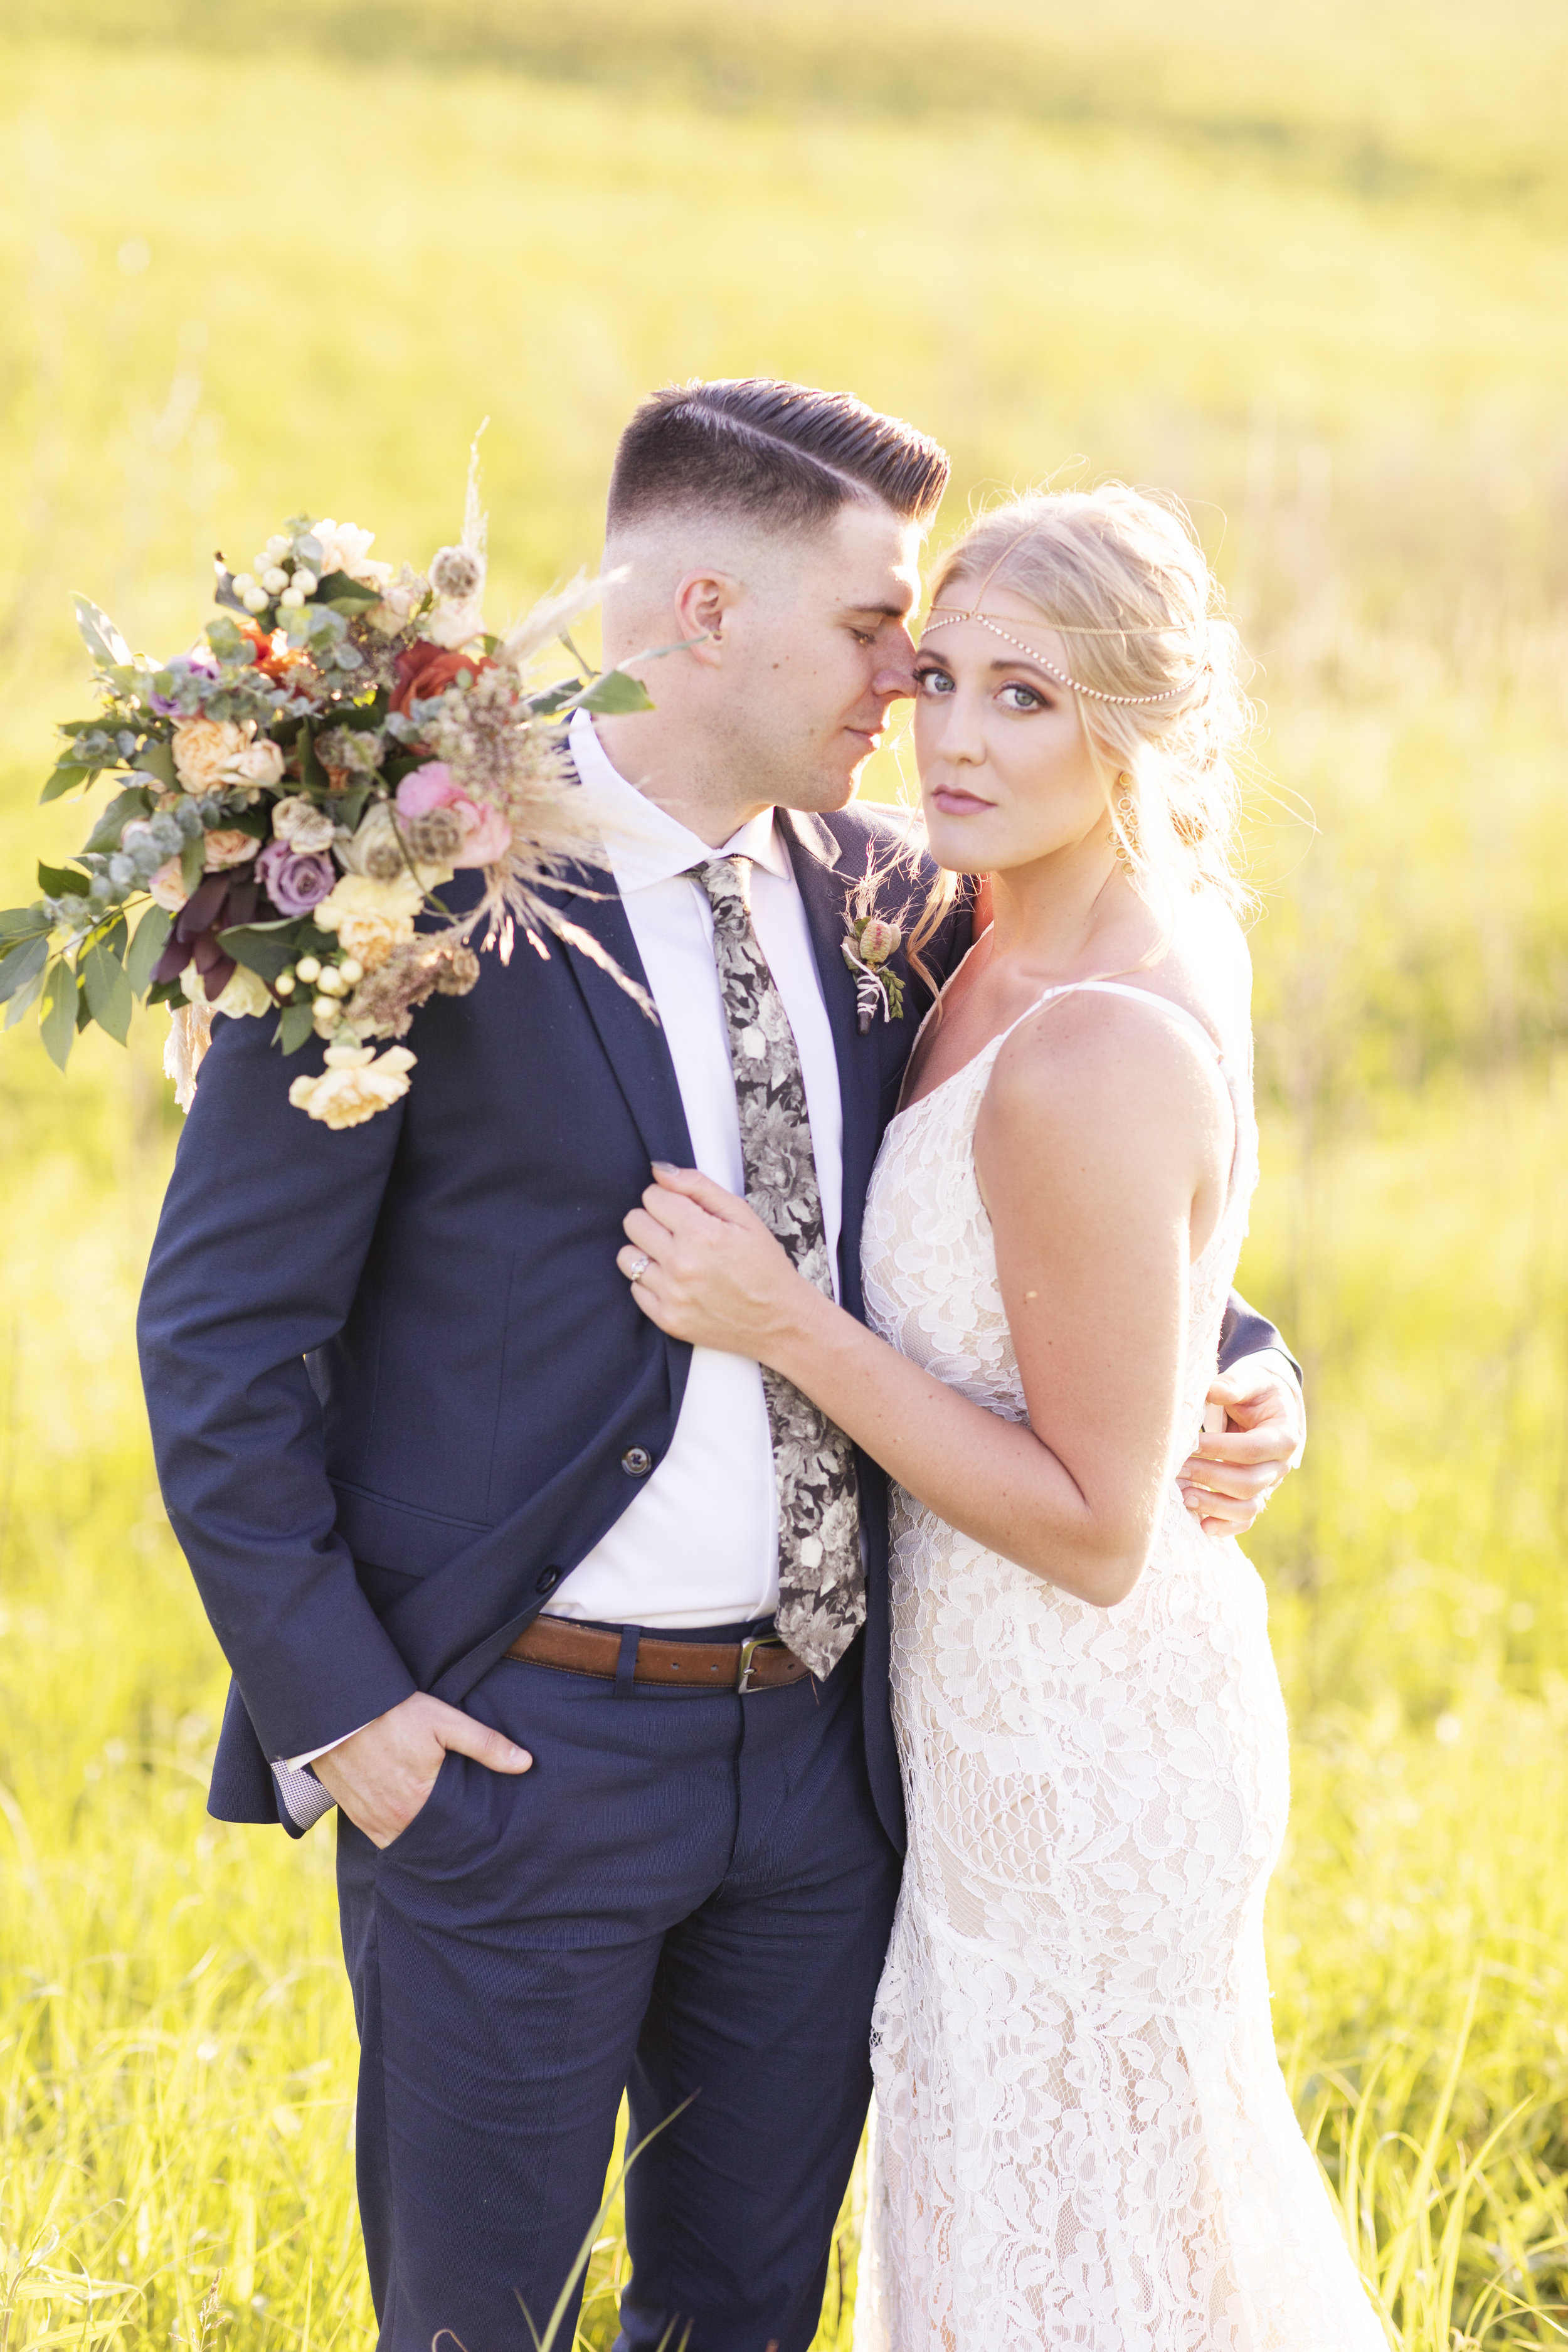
[671,567,741,665]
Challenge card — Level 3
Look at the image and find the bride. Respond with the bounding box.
[615,485,1384,2348]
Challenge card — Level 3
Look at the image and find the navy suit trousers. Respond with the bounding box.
[335,1626,899,2352]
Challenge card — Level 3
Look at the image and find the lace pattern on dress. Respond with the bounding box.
[852,983,1383,2352]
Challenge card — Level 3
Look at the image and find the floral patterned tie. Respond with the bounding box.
[692,857,864,1677]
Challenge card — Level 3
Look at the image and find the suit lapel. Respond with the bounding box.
[779,810,882,1316]
[551,870,696,1174]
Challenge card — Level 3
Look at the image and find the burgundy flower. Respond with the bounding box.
[151,872,262,1003]
[257,838,336,916]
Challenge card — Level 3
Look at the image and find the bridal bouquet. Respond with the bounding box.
[0,480,648,1128]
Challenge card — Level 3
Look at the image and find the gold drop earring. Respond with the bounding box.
[1114,776,1137,867]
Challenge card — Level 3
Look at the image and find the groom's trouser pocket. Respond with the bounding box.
[334,1636,898,2352]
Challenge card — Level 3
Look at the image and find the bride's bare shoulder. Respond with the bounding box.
[977,897,1248,1173]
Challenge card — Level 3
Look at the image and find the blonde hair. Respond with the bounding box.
[906,484,1252,976]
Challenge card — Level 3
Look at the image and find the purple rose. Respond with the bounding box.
[257,837,336,916]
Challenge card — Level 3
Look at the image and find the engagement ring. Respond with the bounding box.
[627,1251,650,1283]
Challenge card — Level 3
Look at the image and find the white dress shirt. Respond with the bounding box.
[547,707,843,1628]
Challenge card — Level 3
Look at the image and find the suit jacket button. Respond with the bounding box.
[622,1446,654,1477]
[536,1565,562,1594]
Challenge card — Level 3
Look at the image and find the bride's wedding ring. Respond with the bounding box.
[627,1251,651,1283]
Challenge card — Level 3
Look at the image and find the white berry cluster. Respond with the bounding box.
[272,948,367,1034]
[228,533,321,616]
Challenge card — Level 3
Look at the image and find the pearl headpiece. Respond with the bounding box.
[919,607,1206,706]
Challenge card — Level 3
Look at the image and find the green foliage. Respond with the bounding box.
[572,669,657,717]
[82,785,153,856]
[80,930,133,1044]
[40,759,93,802]
[36,958,79,1069]
[0,936,49,1003]
[122,904,171,999]
[2,3,1567,2347]
[72,592,132,669]
[272,999,316,1054]
[218,921,302,985]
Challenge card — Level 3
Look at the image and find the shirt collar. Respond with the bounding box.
[568,707,788,894]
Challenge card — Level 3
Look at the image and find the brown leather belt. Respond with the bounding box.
[504,1616,812,1693]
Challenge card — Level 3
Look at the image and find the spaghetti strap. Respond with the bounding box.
[1019,979,1226,1066]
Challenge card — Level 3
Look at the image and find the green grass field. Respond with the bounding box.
[3,6,1567,2344]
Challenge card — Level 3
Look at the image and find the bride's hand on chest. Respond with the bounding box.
[618,1165,825,1363]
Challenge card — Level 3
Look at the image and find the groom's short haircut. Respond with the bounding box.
[607,378,950,537]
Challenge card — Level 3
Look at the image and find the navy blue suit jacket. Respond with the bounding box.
[138,801,1288,1846]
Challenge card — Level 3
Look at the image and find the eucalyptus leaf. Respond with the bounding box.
[0,935,49,1004]
[273,1000,317,1054]
[41,761,92,804]
[39,960,80,1070]
[124,904,173,999]
[3,969,45,1029]
[82,785,154,857]
[0,904,52,941]
[72,593,132,668]
[80,937,134,1043]
[299,721,324,791]
[38,861,90,899]
[179,833,206,896]
[572,669,656,717]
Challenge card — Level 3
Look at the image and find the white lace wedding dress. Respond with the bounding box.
[853,982,1384,2351]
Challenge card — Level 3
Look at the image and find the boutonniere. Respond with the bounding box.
[841,872,906,1034]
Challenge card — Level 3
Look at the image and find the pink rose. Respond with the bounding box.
[396,761,511,870]
[396,761,459,817]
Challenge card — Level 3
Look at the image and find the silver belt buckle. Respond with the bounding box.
[736,1633,781,1694]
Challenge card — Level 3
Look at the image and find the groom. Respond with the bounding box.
[139,379,1303,2352]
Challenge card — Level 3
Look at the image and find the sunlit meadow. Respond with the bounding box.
[4,5,1568,2344]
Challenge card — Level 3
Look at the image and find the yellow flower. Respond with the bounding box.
[313,871,423,972]
[173,717,252,793]
[180,961,271,1020]
[289,1044,416,1128]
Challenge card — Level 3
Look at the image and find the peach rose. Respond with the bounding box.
[289,1043,416,1128]
[148,857,190,913]
[173,717,251,793]
[313,871,423,972]
[225,739,286,792]
[202,828,260,872]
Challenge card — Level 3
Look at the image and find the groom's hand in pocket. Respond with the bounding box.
[312,1693,532,1849]
[1178,1360,1305,1537]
